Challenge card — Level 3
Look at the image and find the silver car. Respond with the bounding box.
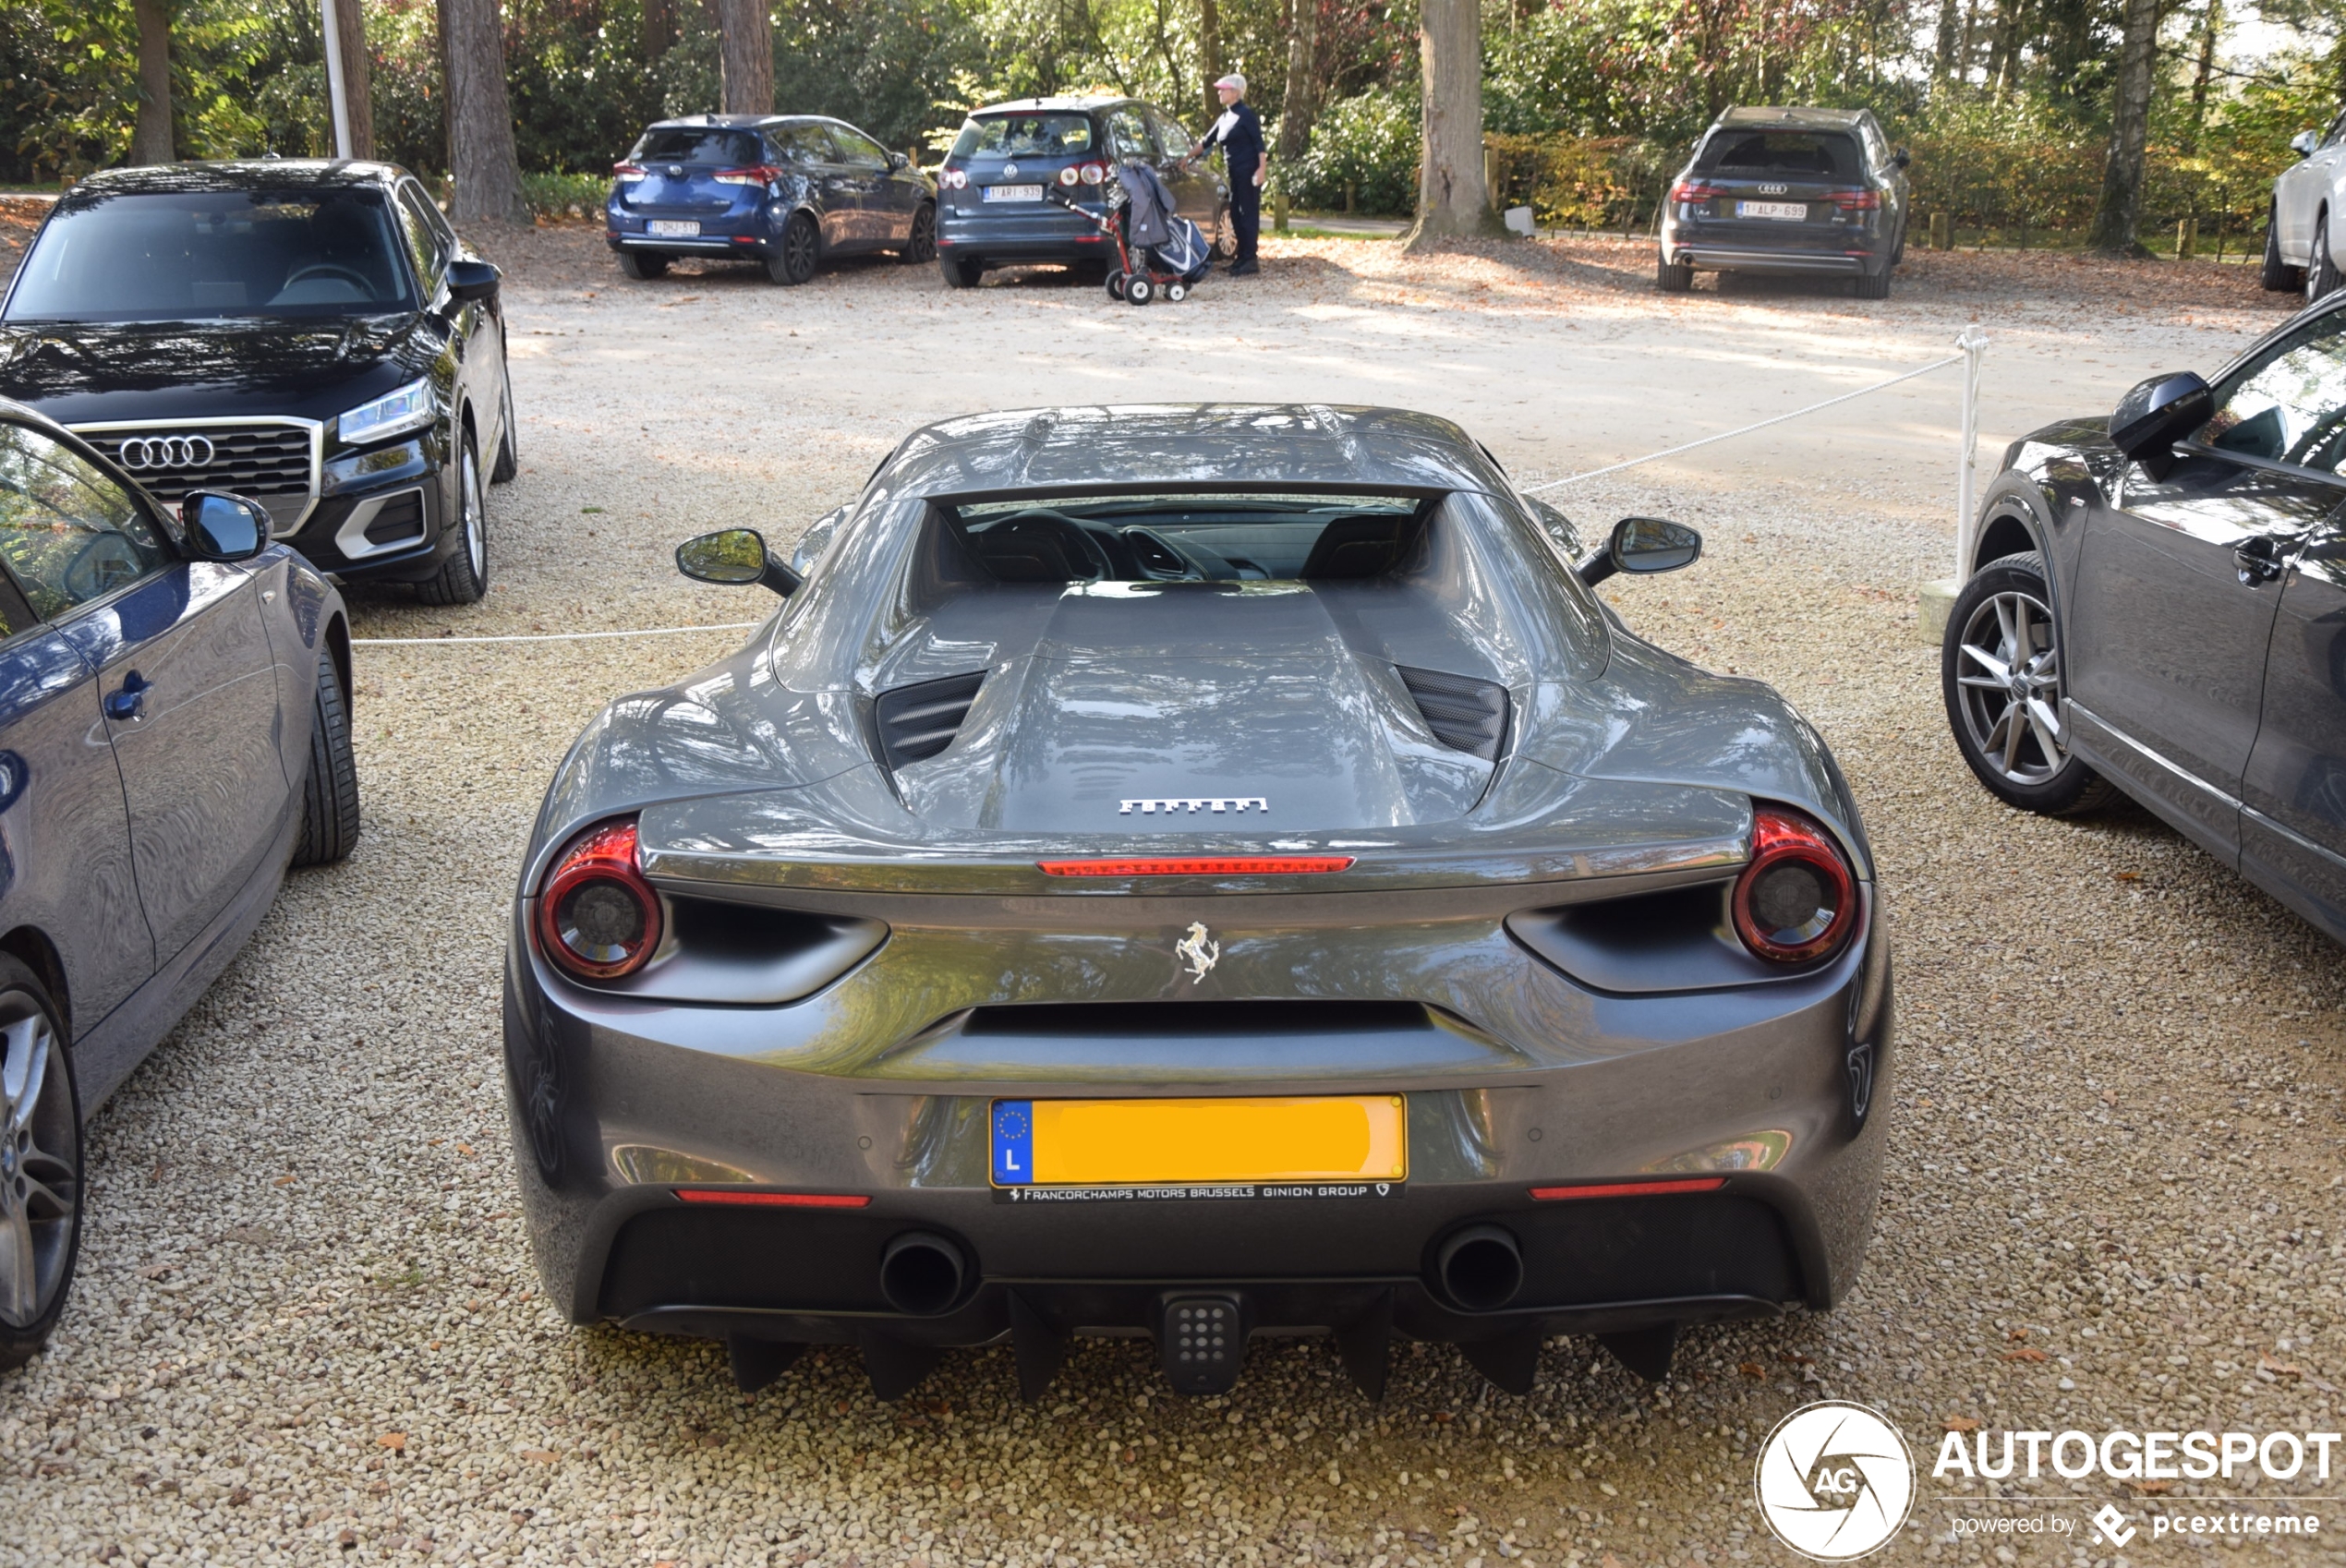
[501,404,1893,1403]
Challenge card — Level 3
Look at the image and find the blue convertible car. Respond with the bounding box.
[0,398,358,1369]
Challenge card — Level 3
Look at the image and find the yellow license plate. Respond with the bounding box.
[990,1095,1407,1187]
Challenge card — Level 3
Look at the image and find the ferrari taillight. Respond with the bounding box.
[1731,805,1856,964]
[536,818,663,981]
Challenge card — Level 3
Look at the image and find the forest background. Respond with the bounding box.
[2,0,2340,247]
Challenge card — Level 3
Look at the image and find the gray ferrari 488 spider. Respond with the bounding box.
[502,404,1893,1403]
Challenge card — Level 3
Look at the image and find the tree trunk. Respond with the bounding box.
[642,0,676,63]
[2088,0,2159,256]
[1199,0,1222,127]
[1277,0,1316,162]
[130,0,175,164]
[333,0,376,159]
[716,0,773,115]
[2184,0,2220,152]
[441,0,528,224]
[1400,0,1495,250]
[1932,0,1962,80]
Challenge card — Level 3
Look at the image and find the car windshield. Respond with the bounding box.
[950,114,1094,161]
[1696,131,1861,178]
[4,187,414,323]
[2199,312,2346,474]
[632,128,766,165]
[947,492,1426,583]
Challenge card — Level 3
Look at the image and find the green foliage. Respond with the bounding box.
[1286,86,1417,214]
[521,169,611,216]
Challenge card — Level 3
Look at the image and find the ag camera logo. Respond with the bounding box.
[1755,1401,1917,1560]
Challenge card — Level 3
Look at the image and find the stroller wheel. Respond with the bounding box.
[1127,276,1154,306]
[1167,282,1188,303]
[1106,270,1126,300]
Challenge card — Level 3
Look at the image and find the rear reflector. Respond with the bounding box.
[673,1189,871,1209]
[1528,1177,1725,1200]
[1038,856,1356,876]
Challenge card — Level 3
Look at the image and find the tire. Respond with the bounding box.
[1941,551,2114,816]
[618,251,669,281]
[293,647,359,867]
[1213,217,1237,260]
[2259,205,2303,292]
[898,203,937,264]
[2308,211,2341,304]
[489,363,518,485]
[1126,275,1155,306]
[768,213,820,285]
[0,958,81,1376]
[1854,268,1891,300]
[940,255,984,289]
[416,433,489,607]
[1655,254,1693,293]
[1167,282,1187,303]
[1106,270,1127,300]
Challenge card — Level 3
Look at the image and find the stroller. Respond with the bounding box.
[1045,161,1210,306]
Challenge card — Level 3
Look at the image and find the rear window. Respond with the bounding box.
[949,114,1094,162]
[1696,131,1861,178]
[632,128,766,166]
[4,187,414,322]
[947,492,1426,583]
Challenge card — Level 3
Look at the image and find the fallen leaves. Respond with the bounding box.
[2003,1346,2050,1363]
[519,1448,560,1464]
[376,1432,406,1451]
[1738,1361,1767,1379]
[1943,1417,1982,1432]
[2260,1355,2304,1379]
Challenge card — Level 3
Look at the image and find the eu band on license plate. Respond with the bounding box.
[647,220,701,236]
[984,185,1045,202]
[1735,201,1807,222]
[990,1095,1408,1189]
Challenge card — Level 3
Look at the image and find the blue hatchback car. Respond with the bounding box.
[606,115,937,285]
[0,399,358,1371]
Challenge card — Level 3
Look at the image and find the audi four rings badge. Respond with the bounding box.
[116,435,216,470]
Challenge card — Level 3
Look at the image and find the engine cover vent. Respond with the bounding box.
[875,670,986,768]
[1397,666,1508,761]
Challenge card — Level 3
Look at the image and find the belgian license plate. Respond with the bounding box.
[647,219,701,236]
[983,185,1045,203]
[1735,201,1808,222]
[990,1095,1408,1190]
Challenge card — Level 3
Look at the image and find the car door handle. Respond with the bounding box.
[2234,537,2289,584]
[104,669,151,721]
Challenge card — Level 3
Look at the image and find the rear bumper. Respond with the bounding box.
[500,888,1894,1391]
[608,234,775,257]
[1661,233,1885,275]
[937,203,1114,262]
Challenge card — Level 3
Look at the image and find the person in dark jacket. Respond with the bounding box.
[1189,74,1264,276]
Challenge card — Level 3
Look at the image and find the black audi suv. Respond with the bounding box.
[1943,293,2346,943]
[607,115,937,285]
[1657,107,1911,299]
[934,96,1227,288]
[0,161,514,606]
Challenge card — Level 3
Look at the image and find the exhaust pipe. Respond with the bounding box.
[879,1231,967,1316]
[1435,1224,1524,1311]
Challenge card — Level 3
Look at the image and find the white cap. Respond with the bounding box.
[1215,74,1246,95]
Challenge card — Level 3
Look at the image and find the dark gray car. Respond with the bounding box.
[1943,293,2346,939]
[1658,107,1911,299]
[502,404,1893,1405]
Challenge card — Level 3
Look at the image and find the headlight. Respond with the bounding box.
[336,378,436,446]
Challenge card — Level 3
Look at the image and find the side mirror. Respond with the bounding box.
[1893,147,1911,170]
[180,490,271,561]
[1578,516,1701,587]
[2109,370,2212,481]
[2291,130,2319,158]
[447,259,502,304]
[889,151,912,172]
[675,527,803,597]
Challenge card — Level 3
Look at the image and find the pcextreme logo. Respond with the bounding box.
[1754,1401,1918,1561]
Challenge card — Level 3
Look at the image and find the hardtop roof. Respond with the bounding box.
[69,161,408,199]
[1713,106,1876,131]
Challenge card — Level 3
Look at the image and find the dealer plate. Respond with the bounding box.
[1734,200,1808,221]
[983,185,1045,202]
[647,219,702,236]
[990,1096,1407,1188]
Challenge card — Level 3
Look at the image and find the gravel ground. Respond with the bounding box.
[1,224,2340,1567]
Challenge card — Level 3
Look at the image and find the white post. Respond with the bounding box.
[320,0,354,161]
[1953,325,1989,579]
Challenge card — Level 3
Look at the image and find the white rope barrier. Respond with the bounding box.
[352,621,761,648]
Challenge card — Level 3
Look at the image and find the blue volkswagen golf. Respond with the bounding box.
[606,115,937,285]
[0,399,358,1370]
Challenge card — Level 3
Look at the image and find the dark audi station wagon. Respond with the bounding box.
[935,97,1227,288]
[1657,107,1911,299]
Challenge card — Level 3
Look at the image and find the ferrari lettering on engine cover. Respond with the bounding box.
[1118,797,1268,814]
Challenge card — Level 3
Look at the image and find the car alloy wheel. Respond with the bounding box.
[0,978,79,1363]
[2310,213,2341,303]
[901,204,937,265]
[772,213,820,285]
[461,445,487,585]
[418,436,490,606]
[1953,585,2064,786]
